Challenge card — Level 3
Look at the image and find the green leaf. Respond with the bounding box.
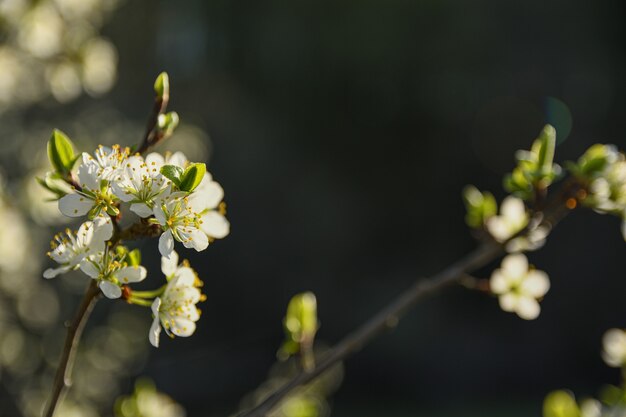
[47,129,76,174]
[127,249,142,267]
[179,163,206,192]
[462,185,497,228]
[154,72,169,99]
[160,164,184,187]
[533,124,557,173]
[278,292,318,360]
[543,390,580,417]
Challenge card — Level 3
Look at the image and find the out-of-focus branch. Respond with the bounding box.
[136,76,170,155]
[236,178,581,417]
[43,280,101,417]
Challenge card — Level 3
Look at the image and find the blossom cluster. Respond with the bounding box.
[464,126,624,321]
[41,75,229,347]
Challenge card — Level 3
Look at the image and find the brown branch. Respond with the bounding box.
[136,86,169,155]
[43,280,101,417]
[236,178,581,417]
[235,242,502,417]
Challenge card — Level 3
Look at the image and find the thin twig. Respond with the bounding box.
[43,280,101,417]
[236,242,502,417]
[136,87,169,155]
[236,179,581,417]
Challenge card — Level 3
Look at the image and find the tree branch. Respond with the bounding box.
[43,280,101,417]
[236,179,580,417]
[235,242,502,417]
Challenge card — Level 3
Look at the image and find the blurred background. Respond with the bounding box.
[0,0,625,416]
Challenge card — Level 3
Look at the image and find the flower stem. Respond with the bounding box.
[131,285,166,299]
[128,296,155,307]
[44,280,100,417]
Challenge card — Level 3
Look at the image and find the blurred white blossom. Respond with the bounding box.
[490,254,550,320]
[602,328,626,368]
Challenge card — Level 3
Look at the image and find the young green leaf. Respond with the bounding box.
[47,129,76,174]
[179,163,206,192]
[154,72,169,99]
[160,164,184,187]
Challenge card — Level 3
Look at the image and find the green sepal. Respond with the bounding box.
[127,249,142,267]
[179,163,206,192]
[160,164,184,187]
[47,129,76,175]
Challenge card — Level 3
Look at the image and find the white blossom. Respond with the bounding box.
[490,254,550,320]
[92,144,129,180]
[111,155,169,217]
[43,215,112,278]
[602,328,626,368]
[58,153,119,218]
[153,193,209,258]
[190,173,230,241]
[80,249,147,299]
[486,196,528,242]
[150,251,203,347]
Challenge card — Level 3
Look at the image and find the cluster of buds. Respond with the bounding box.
[464,125,624,320]
[41,73,229,347]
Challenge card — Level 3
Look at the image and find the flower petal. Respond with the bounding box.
[520,270,550,297]
[170,318,196,337]
[181,228,208,252]
[59,194,92,217]
[501,254,528,279]
[161,251,179,277]
[489,270,509,294]
[115,266,147,284]
[200,211,230,239]
[515,296,541,320]
[159,230,175,258]
[79,258,100,278]
[130,203,154,218]
[99,280,122,299]
[43,265,71,279]
[498,293,519,313]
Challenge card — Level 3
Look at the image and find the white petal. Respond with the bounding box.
[486,217,510,242]
[91,215,114,244]
[520,270,550,297]
[174,266,196,286]
[501,254,528,278]
[59,194,92,217]
[149,298,162,348]
[115,266,147,284]
[181,228,209,252]
[145,152,165,168]
[167,151,188,168]
[159,230,175,258]
[99,280,122,299]
[501,196,526,224]
[77,154,101,190]
[149,317,161,348]
[201,211,230,239]
[161,251,179,277]
[43,266,71,279]
[130,203,154,218]
[498,293,519,312]
[170,318,196,337]
[191,179,224,211]
[79,258,100,278]
[489,270,509,294]
[153,204,167,225]
[515,296,541,320]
